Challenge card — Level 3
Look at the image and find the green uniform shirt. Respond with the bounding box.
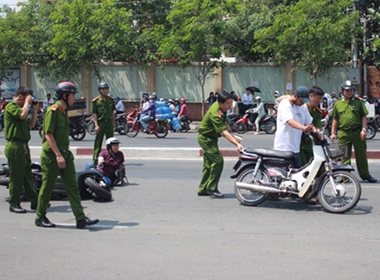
[331,97,368,130]
[4,101,31,141]
[91,95,115,121]
[42,101,70,153]
[198,102,227,138]
[301,104,322,141]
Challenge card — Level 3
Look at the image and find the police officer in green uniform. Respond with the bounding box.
[197,91,244,198]
[91,82,116,163]
[4,86,38,213]
[331,80,377,183]
[35,82,99,228]
[300,86,324,165]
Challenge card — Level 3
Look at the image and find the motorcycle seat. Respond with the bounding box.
[244,147,295,160]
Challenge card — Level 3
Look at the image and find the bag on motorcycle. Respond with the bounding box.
[172,117,181,130]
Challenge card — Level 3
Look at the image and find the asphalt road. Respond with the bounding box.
[0,158,379,280]
[3,129,380,150]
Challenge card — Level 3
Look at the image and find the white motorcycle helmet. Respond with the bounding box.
[255,96,261,102]
[106,137,121,149]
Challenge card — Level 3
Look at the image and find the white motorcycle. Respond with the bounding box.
[231,132,361,213]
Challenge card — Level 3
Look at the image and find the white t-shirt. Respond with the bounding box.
[274,99,313,153]
[242,93,253,105]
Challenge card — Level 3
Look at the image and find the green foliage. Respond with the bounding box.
[255,0,360,84]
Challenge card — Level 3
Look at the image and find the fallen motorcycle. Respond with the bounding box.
[231,132,361,213]
[0,162,112,201]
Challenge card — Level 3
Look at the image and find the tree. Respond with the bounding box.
[356,0,380,68]
[255,0,360,85]
[222,0,290,62]
[154,0,239,115]
[0,5,32,77]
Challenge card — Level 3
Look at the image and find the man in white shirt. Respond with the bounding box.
[43,93,54,112]
[240,87,255,115]
[114,96,125,114]
[274,86,314,168]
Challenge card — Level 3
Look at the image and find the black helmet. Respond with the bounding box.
[55,81,78,99]
[98,82,109,90]
[341,80,354,90]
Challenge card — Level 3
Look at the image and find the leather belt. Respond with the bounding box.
[99,119,111,122]
[341,127,360,132]
[7,138,28,144]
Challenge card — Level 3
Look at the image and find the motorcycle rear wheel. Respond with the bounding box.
[155,122,168,138]
[264,119,276,134]
[180,121,189,132]
[71,124,86,141]
[234,166,269,206]
[318,171,361,213]
[84,177,112,201]
[236,123,248,134]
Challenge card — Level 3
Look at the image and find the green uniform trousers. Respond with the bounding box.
[300,137,313,166]
[197,134,224,193]
[338,129,369,179]
[5,142,37,206]
[93,120,114,162]
[36,150,85,221]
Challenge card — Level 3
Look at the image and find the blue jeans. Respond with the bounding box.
[140,115,154,130]
[293,153,302,168]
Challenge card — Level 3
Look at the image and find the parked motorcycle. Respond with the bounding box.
[125,113,169,138]
[0,162,112,201]
[39,115,87,141]
[115,113,128,135]
[231,132,361,213]
[235,109,276,134]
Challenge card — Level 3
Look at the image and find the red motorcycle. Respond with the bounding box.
[235,109,276,134]
[125,112,169,138]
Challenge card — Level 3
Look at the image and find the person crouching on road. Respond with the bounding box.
[97,137,128,187]
[197,91,244,198]
[35,82,99,229]
[4,86,39,214]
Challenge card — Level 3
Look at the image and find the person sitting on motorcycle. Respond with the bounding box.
[178,98,188,120]
[97,137,128,187]
[139,95,156,133]
[173,99,180,118]
[251,96,265,135]
[114,96,125,115]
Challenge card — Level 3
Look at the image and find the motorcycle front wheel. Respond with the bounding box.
[318,171,361,213]
[84,177,112,201]
[86,120,95,135]
[180,121,189,132]
[234,166,269,206]
[235,123,248,134]
[365,123,377,140]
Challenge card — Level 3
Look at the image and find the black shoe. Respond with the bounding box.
[197,192,211,196]
[365,175,377,183]
[31,203,51,210]
[207,190,225,198]
[76,216,99,229]
[9,204,27,214]
[35,217,55,228]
